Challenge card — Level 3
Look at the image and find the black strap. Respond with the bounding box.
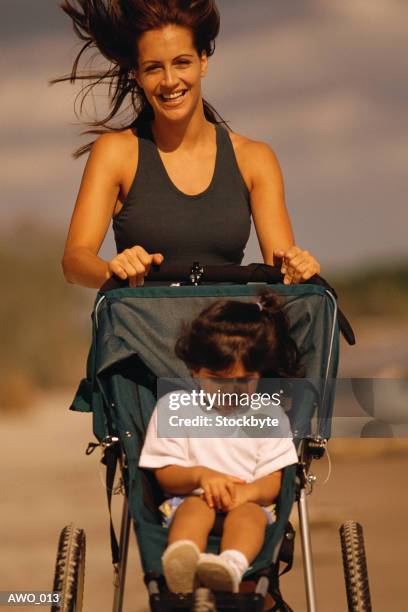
[278,523,295,577]
[265,564,294,612]
[336,309,355,345]
[85,442,99,455]
[301,273,356,346]
[268,600,294,612]
[102,445,121,565]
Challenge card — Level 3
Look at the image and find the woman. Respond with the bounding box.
[59,0,320,288]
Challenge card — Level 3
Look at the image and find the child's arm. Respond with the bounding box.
[243,470,282,506]
[155,465,245,508]
[224,470,283,510]
[240,434,298,507]
[154,465,203,495]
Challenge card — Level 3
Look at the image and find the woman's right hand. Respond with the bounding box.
[108,246,164,287]
[198,467,246,510]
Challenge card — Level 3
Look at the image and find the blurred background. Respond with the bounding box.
[0,1,407,610]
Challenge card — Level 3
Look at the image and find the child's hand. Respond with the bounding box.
[198,467,245,510]
[222,483,252,511]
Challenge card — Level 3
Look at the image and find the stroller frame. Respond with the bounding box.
[54,263,372,612]
[107,434,328,612]
[103,279,339,612]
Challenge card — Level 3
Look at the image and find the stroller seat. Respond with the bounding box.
[68,275,342,611]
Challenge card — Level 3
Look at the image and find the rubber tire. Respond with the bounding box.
[52,524,86,612]
[340,521,372,612]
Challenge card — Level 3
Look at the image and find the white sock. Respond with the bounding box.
[219,549,249,583]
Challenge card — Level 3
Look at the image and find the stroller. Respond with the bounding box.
[52,263,371,612]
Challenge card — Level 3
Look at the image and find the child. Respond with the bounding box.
[139,293,302,594]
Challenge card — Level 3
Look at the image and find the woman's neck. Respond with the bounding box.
[151,106,214,154]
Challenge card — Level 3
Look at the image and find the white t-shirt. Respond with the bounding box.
[139,392,298,482]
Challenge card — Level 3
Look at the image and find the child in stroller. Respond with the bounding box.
[139,292,302,595]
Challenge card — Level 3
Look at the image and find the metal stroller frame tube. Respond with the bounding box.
[296,289,337,612]
[112,496,132,612]
[94,274,343,612]
[298,486,317,612]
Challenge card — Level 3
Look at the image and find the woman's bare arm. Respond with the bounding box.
[248,143,296,264]
[62,133,126,288]
[237,138,320,282]
[62,130,164,288]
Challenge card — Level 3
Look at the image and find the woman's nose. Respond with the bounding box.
[161,65,178,88]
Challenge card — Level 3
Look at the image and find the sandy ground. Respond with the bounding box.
[1,391,407,612]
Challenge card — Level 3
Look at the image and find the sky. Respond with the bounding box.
[1,0,407,271]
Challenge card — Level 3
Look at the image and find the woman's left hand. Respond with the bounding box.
[274,246,320,285]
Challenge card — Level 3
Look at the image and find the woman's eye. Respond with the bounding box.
[145,60,190,73]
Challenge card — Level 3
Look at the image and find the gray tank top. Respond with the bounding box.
[113,122,251,265]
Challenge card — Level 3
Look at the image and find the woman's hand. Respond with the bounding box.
[198,467,245,511]
[108,246,164,287]
[274,246,320,285]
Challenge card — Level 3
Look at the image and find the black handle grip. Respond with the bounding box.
[100,262,284,291]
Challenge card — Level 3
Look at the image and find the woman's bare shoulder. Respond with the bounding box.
[88,129,138,191]
[91,128,137,159]
[228,130,282,189]
[229,130,279,162]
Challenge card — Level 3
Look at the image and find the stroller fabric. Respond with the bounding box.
[71,284,339,577]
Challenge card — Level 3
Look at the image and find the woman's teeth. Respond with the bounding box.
[160,90,186,102]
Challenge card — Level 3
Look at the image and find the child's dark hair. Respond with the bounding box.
[175,293,303,378]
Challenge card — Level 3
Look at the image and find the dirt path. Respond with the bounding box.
[1,392,407,611]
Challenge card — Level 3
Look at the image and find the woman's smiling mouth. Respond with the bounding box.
[158,90,188,105]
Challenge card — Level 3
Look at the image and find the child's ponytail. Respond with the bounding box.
[257,292,303,378]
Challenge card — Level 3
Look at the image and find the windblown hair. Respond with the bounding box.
[53,0,228,157]
[175,293,304,378]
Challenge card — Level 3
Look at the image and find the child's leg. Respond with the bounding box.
[168,495,216,550]
[162,497,216,593]
[221,501,268,562]
[196,502,268,592]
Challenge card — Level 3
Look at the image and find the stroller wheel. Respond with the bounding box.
[193,587,217,612]
[340,521,372,612]
[52,523,86,612]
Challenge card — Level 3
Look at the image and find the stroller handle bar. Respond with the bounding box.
[100,262,355,345]
[149,261,284,284]
[101,261,289,288]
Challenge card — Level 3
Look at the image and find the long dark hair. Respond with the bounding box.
[53,0,228,157]
[175,293,304,378]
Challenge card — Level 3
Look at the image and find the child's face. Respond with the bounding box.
[192,361,260,410]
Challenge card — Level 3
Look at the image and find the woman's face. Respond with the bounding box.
[135,24,208,121]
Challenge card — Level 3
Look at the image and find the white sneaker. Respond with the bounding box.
[162,540,201,593]
[196,553,240,593]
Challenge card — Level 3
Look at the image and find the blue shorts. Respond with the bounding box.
[159,496,276,528]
